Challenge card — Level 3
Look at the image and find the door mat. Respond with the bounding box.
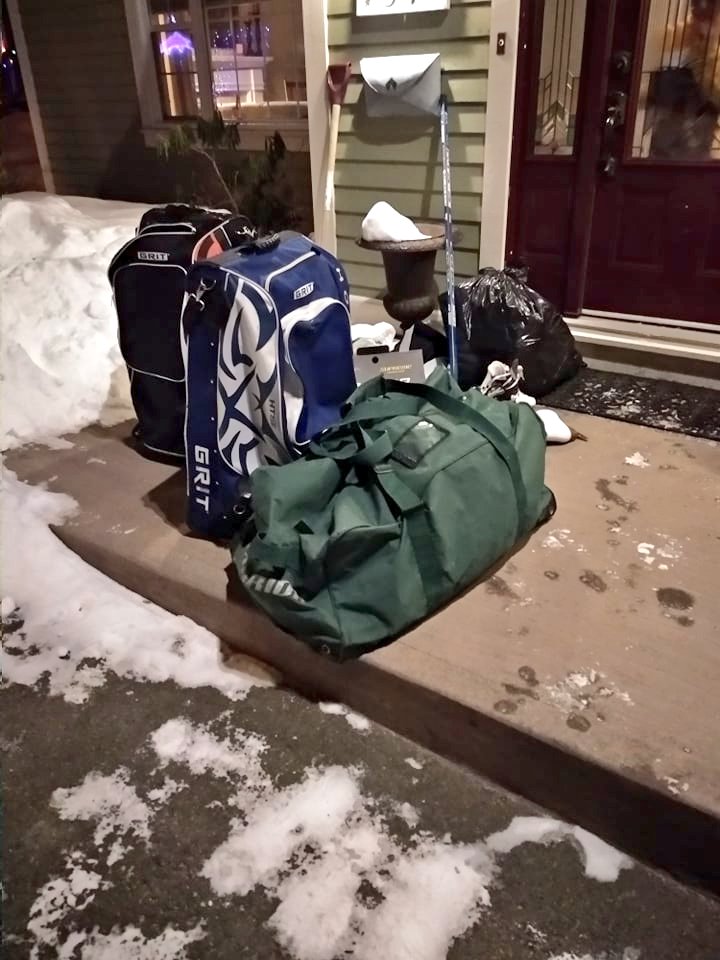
[542,368,720,442]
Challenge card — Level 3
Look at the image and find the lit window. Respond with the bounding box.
[148,0,307,125]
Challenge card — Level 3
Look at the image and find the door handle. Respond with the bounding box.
[601,155,618,177]
[600,91,627,178]
[604,91,627,129]
[612,50,632,76]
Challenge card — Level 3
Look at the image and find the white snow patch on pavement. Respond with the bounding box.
[146,777,187,805]
[345,711,371,732]
[77,924,205,959]
[352,841,493,960]
[317,702,371,732]
[318,702,346,715]
[0,194,148,450]
[29,714,638,960]
[51,768,153,852]
[1,469,270,702]
[545,670,634,715]
[542,528,584,551]
[525,922,547,943]
[624,452,650,468]
[268,823,389,960]
[106,839,129,868]
[151,717,269,791]
[27,852,107,958]
[202,765,364,897]
[486,816,633,882]
[548,951,640,960]
[393,801,420,828]
[636,535,683,568]
[404,757,424,770]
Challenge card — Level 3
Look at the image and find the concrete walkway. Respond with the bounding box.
[7,412,720,891]
[3,674,720,959]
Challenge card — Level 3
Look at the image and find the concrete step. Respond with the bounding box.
[7,414,720,892]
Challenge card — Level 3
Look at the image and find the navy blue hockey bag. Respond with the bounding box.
[108,204,255,459]
[183,232,356,539]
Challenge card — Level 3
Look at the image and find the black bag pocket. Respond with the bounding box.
[114,263,187,381]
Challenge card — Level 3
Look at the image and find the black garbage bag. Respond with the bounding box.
[434,267,583,397]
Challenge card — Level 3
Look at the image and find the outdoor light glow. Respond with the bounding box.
[159,31,194,55]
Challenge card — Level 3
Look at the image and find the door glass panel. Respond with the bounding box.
[534,0,588,155]
[631,0,720,160]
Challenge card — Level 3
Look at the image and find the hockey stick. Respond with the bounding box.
[439,94,459,379]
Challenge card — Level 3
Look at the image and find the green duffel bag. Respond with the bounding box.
[232,367,555,659]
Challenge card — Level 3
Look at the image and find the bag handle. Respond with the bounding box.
[319,380,528,533]
[308,426,393,466]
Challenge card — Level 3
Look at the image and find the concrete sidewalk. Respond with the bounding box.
[7,412,720,891]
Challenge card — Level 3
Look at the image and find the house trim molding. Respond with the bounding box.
[123,0,164,129]
[478,0,521,269]
[302,0,333,249]
[5,0,55,193]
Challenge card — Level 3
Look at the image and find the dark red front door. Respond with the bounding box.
[507,0,720,326]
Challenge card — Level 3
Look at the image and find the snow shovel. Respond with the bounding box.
[439,94,459,380]
[324,62,352,212]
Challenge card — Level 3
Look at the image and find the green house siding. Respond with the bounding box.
[327,0,489,298]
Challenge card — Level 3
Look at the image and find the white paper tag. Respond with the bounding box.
[354,349,426,385]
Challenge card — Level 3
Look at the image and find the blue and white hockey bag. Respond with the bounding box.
[183,233,356,539]
[108,204,255,459]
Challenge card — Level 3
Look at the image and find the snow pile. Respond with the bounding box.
[0,193,147,449]
[1,467,272,702]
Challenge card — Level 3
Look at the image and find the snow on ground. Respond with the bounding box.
[27,853,108,957]
[486,816,633,883]
[1,467,271,702]
[52,769,153,852]
[74,925,206,960]
[548,952,640,960]
[0,193,147,449]
[1,196,272,703]
[25,713,636,960]
[318,701,371,732]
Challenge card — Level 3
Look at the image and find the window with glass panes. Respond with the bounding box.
[148,0,307,124]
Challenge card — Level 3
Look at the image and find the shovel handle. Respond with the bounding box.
[324,103,342,212]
